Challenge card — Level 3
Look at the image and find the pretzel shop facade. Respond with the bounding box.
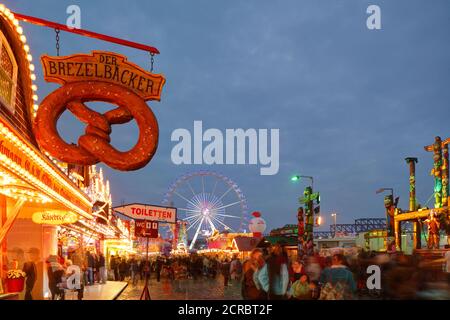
[0,6,93,299]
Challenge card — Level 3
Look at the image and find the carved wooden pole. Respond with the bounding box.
[405,157,420,249]
[394,208,401,251]
[442,144,449,207]
[424,137,443,208]
[405,157,418,211]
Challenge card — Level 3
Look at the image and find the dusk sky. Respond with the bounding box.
[8,0,450,233]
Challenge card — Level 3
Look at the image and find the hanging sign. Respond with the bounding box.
[34,51,166,171]
[114,203,177,224]
[32,211,79,225]
[135,220,159,238]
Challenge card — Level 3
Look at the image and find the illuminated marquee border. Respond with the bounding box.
[0,4,93,219]
[0,4,83,183]
[0,118,93,218]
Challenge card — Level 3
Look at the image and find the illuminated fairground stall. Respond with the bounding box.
[0,5,135,298]
[392,137,450,257]
[58,166,132,269]
[201,212,267,259]
[0,5,93,298]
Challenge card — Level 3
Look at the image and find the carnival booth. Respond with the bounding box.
[0,4,143,298]
[0,5,94,299]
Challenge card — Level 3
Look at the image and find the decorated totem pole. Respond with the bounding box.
[405,157,420,248]
[424,136,450,208]
[298,186,320,257]
[384,195,398,238]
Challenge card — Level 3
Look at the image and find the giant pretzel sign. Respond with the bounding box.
[34,51,165,171]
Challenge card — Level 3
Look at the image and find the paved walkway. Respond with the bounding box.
[118,276,242,300]
[65,281,128,300]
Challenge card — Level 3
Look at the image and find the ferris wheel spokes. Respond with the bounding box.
[213,200,244,211]
[211,215,234,231]
[190,217,205,250]
[174,191,198,208]
[186,216,202,232]
[215,213,241,219]
[218,186,234,202]
[186,180,197,197]
[162,171,248,250]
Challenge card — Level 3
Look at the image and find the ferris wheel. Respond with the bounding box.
[162,171,248,250]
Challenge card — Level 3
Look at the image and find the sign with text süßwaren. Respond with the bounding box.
[114,204,177,224]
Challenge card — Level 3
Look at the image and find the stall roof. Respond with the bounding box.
[258,236,298,247]
[232,236,260,252]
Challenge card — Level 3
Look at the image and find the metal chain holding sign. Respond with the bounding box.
[150,52,155,72]
[55,28,61,56]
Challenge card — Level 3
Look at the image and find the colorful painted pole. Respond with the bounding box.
[405,157,418,211]
[383,194,397,238]
[442,144,449,207]
[424,137,444,208]
[299,186,320,257]
[297,207,305,256]
[394,208,402,251]
[405,157,420,249]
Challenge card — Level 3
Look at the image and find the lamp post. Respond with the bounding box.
[291,175,314,190]
[376,188,394,199]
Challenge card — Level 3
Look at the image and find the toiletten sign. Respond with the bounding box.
[114,204,177,224]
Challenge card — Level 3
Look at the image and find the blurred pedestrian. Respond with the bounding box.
[319,253,356,300]
[257,242,289,300]
[241,249,266,300]
[221,259,231,286]
[98,253,106,284]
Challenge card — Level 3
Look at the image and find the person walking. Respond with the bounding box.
[289,259,305,283]
[241,249,266,300]
[98,253,106,284]
[444,245,450,283]
[318,252,356,300]
[155,257,163,282]
[110,255,119,281]
[46,255,65,300]
[86,251,95,285]
[71,252,85,300]
[257,243,289,300]
[118,258,128,281]
[221,259,231,287]
[290,274,316,300]
[230,255,243,282]
[22,248,39,300]
[130,258,139,286]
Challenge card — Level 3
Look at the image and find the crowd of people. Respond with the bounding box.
[44,249,107,300]
[118,242,449,300]
[39,242,450,300]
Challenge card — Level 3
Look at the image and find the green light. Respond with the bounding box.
[291,175,300,182]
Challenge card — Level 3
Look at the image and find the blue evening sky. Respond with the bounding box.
[7,0,450,232]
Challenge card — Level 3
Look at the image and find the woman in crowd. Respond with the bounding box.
[46,255,66,300]
[289,259,305,283]
[319,252,356,300]
[289,274,317,300]
[257,242,289,300]
[221,258,231,287]
[241,249,267,300]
